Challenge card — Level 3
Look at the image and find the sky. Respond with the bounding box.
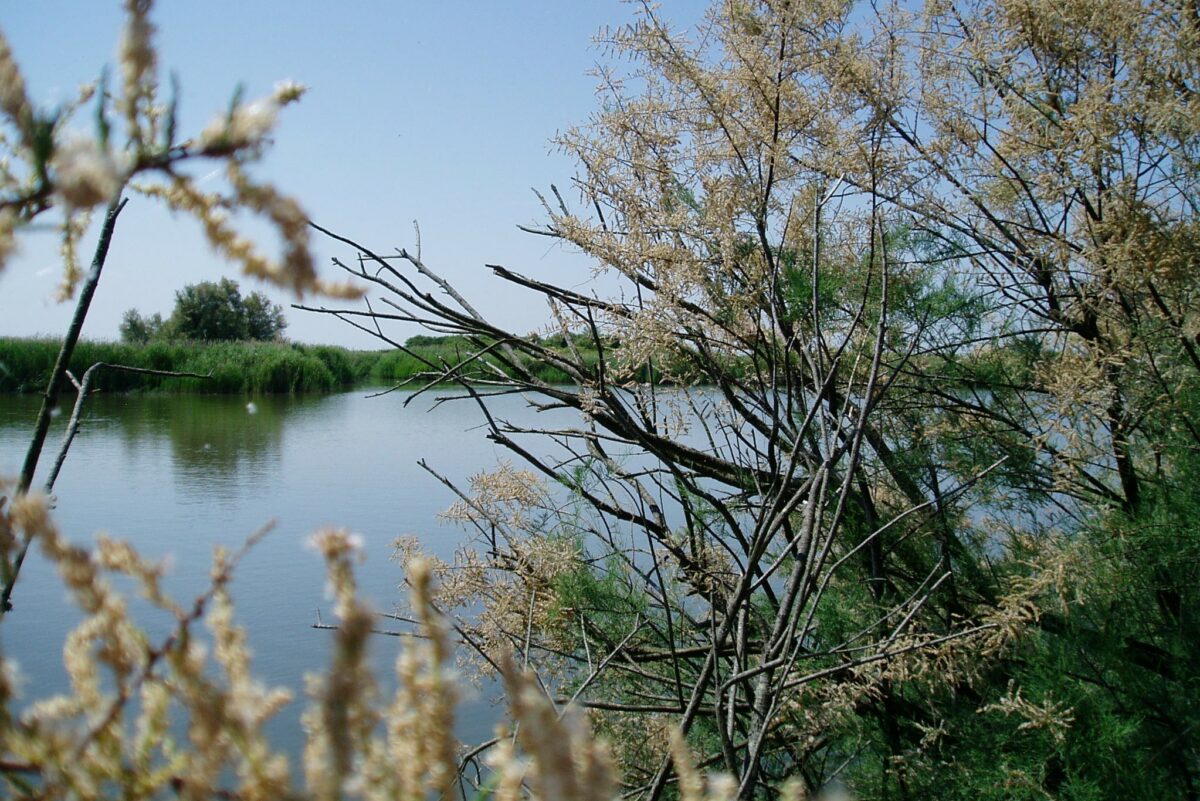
[0,2,704,348]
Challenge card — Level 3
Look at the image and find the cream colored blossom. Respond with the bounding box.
[197,99,278,151]
[981,682,1076,744]
[0,29,32,133]
[55,207,92,299]
[117,0,157,142]
[0,208,17,273]
[485,733,529,801]
[0,1,346,302]
[272,79,308,104]
[502,654,619,801]
[306,528,365,560]
[196,83,306,153]
[50,138,128,208]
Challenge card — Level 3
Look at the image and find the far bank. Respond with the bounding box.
[0,335,603,394]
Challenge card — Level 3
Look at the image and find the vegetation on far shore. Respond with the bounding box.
[0,333,611,394]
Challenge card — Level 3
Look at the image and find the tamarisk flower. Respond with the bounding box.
[50,138,129,209]
[197,81,309,153]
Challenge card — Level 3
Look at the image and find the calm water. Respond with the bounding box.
[0,389,562,755]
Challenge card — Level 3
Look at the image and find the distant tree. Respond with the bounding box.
[166,278,286,342]
[242,290,288,341]
[117,309,164,344]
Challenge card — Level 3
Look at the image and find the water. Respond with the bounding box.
[0,389,555,757]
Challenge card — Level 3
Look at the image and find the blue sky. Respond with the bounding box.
[1,2,704,347]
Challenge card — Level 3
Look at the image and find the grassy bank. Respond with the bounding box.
[0,338,382,394]
[367,334,608,386]
[0,335,618,394]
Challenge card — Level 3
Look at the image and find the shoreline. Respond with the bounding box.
[0,335,613,395]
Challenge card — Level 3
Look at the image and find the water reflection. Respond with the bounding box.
[0,389,516,756]
[160,395,289,494]
[1,393,293,495]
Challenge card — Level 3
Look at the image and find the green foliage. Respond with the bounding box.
[242,290,288,341]
[291,344,367,385]
[0,334,621,394]
[369,349,430,383]
[403,334,475,349]
[175,342,336,393]
[121,278,287,344]
[117,309,164,344]
[549,548,649,643]
[0,337,363,394]
[833,435,1200,800]
[168,278,250,341]
[368,335,605,386]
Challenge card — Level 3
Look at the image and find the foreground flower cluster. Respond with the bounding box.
[0,0,358,299]
[0,492,816,801]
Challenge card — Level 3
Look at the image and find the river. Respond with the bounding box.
[0,389,556,757]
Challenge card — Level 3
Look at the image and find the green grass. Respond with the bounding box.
[365,335,606,386]
[0,338,384,394]
[0,334,671,395]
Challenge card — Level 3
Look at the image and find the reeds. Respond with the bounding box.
[0,338,373,394]
[0,336,691,395]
